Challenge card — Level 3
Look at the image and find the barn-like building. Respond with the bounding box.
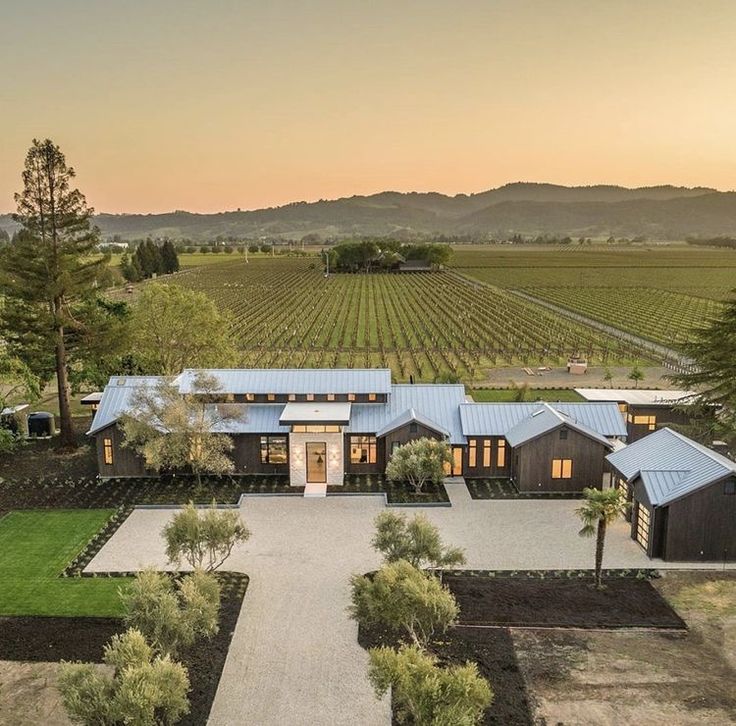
[607,427,736,562]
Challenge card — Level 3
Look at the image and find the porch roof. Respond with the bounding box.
[279,402,352,425]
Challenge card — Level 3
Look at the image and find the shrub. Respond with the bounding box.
[163,500,251,571]
[385,438,453,493]
[369,644,492,726]
[372,511,465,570]
[350,560,458,647]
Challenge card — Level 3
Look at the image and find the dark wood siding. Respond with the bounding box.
[662,476,736,561]
[380,423,445,469]
[231,434,289,475]
[513,427,608,493]
[626,404,691,442]
[462,437,510,478]
[95,423,149,478]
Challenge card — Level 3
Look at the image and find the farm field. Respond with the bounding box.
[172,257,641,382]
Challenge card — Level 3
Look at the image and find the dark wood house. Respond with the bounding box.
[607,427,736,562]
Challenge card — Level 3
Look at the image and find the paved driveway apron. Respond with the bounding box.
[88,483,710,726]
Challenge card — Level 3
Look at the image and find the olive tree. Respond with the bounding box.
[164,501,251,571]
[121,568,220,657]
[372,511,465,570]
[350,560,458,647]
[385,437,452,494]
[58,628,190,726]
[369,644,492,726]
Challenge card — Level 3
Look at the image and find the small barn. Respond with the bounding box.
[607,427,736,562]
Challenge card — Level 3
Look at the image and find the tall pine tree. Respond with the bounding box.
[0,139,109,446]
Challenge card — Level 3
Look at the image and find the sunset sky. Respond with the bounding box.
[2,0,735,214]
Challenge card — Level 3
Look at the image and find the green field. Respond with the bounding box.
[469,388,585,402]
[0,510,129,616]
[173,257,640,382]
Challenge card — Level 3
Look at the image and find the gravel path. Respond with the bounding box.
[86,484,733,725]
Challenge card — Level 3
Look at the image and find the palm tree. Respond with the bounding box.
[576,487,628,589]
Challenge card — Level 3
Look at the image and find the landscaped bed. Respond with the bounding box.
[332,474,450,505]
[444,572,686,629]
[465,477,583,500]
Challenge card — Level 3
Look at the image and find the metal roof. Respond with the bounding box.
[504,403,613,449]
[209,404,288,434]
[574,388,697,406]
[459,402,627,439]
[175,368,392,395]
[347,384,467,444]
[87,376,164,435]
[606,427,736,505]
[375,408,450,439]
[279,402,352,424]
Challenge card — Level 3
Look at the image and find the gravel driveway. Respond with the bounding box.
[86,481,727,725]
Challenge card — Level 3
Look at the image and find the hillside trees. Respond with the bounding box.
[0,139,120,446]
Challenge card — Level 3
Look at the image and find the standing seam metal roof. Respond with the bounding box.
[87,376,165,435]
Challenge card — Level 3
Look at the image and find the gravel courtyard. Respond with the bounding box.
[85,482,727,725]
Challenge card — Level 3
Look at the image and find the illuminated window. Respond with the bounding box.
[350,435,377,464]
[348,393,356,401]
[618,403,628,414]
[497,440,506,467]
[635,503,651,549]
[327,393,335,401]
[368,393,377,401]
[551,458,573,479]
[103,438,113,465]
[307,393,315,401]
[246,393,254,401]
[483,440,491,467]
[468,439,477,467]
[260,436,288,464]
[288,394,296,401]
[225,393,235,402]
[633,415,656,430]
[267,393,276,402]
[291,425,341,433]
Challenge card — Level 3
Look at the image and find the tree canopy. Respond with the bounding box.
[325,241,452,273]
[385,437,452,493]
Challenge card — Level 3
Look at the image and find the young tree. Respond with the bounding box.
[603,368,614,388]
[385,438,452,494]
[369,644,492,726]
[0,139,111,446]
[58,628,190,726]
[372,511,465,570]
[350,560,458,647]
[121,568,220,657]
[628,366,644,388]
[576,487,628,589]
[164,501,251,571]
[120,373,240,485]
[130,284,237,374]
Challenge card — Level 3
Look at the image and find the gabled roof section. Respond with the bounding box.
[504,403,613,449]
[375,407,450,439]
[606,427,736,506]
[175,368,392,395]
[459,402,627,439]
[87,376,164,435]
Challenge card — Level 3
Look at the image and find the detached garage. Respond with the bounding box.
[607,428,736,562]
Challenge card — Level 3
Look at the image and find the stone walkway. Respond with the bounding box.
[86,482,734,725]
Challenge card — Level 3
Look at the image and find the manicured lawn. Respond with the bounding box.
[0,510,130,617]
[469,388,585,402]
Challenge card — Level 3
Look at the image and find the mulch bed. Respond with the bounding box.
[445,573,687,629]
[358,623,532,725]
[465,478,582,500]
[0,572,248,726]
[335,474,450,504]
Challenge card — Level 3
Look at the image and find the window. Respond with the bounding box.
[327,393,335,401]
[103,438,113,465]
[551,458,573,479]
[635,503,651,549]
[348,393,356,402]
[468,439,477,467]
[409,423,418,433]
[350,435,377,464]
[618,403,628,414]
[225,393,235,402]
[246,393,255,401]
[291,425,341,433]
[559,428,568,440]
[267,393,276,402]
[368,393,377,401]
[483,440,491,467]
[288,394,296,401]
[260,436,288,464]
[306,393,315,401]
[497,440,506,467]
[391,441,401,455]
[632,414,656,430]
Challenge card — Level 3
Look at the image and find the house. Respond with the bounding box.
[575,388,697,441]
[607,428,736,561]
[459,401,627,492]
[88,369,627,493]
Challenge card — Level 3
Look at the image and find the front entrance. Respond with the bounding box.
[306,442,327,483]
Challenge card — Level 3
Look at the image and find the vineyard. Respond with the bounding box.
[172,258,642,382]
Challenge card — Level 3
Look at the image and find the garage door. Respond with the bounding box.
[635,502,651,551]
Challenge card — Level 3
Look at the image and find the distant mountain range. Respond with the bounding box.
[2,182,735,240]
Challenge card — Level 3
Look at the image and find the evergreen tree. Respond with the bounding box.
[161,239,180,273]
[0,139,110,446]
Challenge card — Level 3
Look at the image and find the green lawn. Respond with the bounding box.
[0,510,130,617]
[469,387,584,402]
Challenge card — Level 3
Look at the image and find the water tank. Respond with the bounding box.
[27,411,55,438]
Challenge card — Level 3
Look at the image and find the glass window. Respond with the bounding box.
[468,439,477,467]
[483,440,491,467]
[291,425,341,433]
[636,503,651,549]
[368,393,377,401]
[497,439,506,467]
[327,393,336,401]
[409,422,418,433]
[633,415,656,430]
[260,436,288,464]
[559,428,568,440]
[246,393,254,401]
[267,393,276,401]
[307,393,315,401]
[551,458,573,479]
[350,435,377,464]
[103,438,113,465]
[288,394,296,401]
[348,393,356,401]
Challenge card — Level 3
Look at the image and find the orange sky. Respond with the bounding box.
[2,1,735,214]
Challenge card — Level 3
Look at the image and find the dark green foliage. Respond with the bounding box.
[326,240,452,273]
